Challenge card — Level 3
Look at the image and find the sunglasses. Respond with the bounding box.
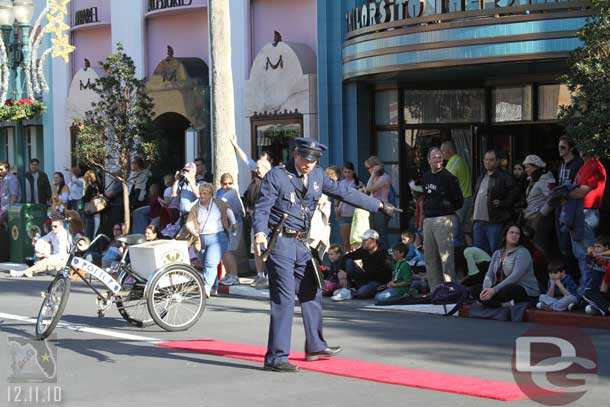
[223,182,233,185]
[51,225,60,229]
[114,227,122,232]
[558,145,568,150]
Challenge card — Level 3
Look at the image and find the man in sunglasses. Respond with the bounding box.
[171,162,201,222]
[10,216,71,278]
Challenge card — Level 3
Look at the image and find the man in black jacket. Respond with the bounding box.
[422,147,463,291]
[24,158,51,205]
[472,149,520,255]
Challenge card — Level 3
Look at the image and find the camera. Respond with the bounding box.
[178,170,187,182]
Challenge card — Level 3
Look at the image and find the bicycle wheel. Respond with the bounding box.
[36,273,71,340]
[115,271,153,327]
[146,264,205,331]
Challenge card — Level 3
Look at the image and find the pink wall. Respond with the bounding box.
[71,0,111,24]
[146,9,209,78]
[72,27,112,74]
[251,0,317,59]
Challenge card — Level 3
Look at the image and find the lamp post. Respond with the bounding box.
[0,0,73,185]
[0,0,33,184]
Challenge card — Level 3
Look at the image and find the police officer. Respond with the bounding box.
[254,138,398,372]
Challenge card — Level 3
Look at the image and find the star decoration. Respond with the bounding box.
[48,0,71,16]
[40,353,50,363]
[51,35,75,63]
[44,10,70,36]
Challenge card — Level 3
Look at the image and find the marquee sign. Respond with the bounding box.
[346,0,576,33]
[148,0,193,13]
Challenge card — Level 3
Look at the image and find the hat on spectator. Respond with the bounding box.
[183,162,196,172]
[522,155,546,168]
[361,229,380,241]
[294,137,327,161]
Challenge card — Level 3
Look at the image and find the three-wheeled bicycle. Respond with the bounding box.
[36,230,206,339]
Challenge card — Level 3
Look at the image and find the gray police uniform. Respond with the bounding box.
[253,141,381,366]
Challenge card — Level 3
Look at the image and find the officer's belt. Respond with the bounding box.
[269,224,308,240]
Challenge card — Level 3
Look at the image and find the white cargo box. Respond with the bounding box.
[129,240,190,280]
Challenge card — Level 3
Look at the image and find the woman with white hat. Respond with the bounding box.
[522,154,556,257]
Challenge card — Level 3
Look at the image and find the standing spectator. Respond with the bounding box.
[171,162,201,221]
[104,170,125,234]
[472,149,518,255]
[339,229,392,299]
[194,157,214,184]
[421,147,463,291]
[537,259,579,312]
[244,159,272,288]
[349,186,370,251]
[555,135,583,278]
[66,167,84,211]
[128,157,150,209]
[522,155,556,256]
[0,160,21,222]
[51,172,69,214]
[512,163,528,218]
[365,156,390,246]
[440,140,472,245]
[216,173,245,287]
[230,137,273,172]
[185,183,237,298]
[569,152,607,294]
[335,162,364,252]
[476,223,540,307]
[24,158,51,205]
[83,170,102,239]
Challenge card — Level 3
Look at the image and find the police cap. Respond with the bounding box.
[294,137,327,161]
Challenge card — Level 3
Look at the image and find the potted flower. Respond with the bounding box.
[0,98,46,121]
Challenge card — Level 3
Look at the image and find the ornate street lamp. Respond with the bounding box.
[0,0,74,106]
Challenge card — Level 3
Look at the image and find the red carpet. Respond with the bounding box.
[157,339,557,401]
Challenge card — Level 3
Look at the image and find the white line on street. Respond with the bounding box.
[0,312,162,343]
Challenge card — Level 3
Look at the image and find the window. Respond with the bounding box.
[375,90,398,126]
[404,89,485,124]
[492,86,532,122]
[538,84,571,120]
[251,113,303,165]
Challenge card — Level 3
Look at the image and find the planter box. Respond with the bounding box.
[129,240,190,280]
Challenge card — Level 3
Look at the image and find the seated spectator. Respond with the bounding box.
[145,224,159,241]
[585,235,610,292]
[335,229,392,300]
[322,244,354,296]
[401,230,427,293]
[583,260,610,316]
[102,223,127,269]
[472,223,540,307]
[537,259,578,312]
[375,243,412,303]
[10,216,71,278]
[132,183,162,234]
[463,246,491,277]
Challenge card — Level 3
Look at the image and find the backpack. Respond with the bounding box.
[430,282,471,316]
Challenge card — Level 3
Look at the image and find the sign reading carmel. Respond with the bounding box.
[148,0,193,13]
[345,0,576,33]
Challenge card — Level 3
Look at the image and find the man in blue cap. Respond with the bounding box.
[254,137,399,372]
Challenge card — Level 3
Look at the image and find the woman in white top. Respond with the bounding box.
[185,183,237,297]
[66,167,84,211]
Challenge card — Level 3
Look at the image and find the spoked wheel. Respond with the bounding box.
[146,264,205,331]
[36,273,71,340]
[115,271,153,327]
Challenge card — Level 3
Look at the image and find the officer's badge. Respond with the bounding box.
[313,181,320,192]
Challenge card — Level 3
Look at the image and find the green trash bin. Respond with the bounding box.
[7,204,48,263]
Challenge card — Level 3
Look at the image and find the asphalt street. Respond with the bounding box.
[1,274,609,407]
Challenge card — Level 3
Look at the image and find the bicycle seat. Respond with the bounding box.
[117,234,146,246]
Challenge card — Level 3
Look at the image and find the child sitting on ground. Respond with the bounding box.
[322,244,353,296]
[402,231,427,293]
[537,259,579,312]
[585,235,610,292]
[375,243,412,303]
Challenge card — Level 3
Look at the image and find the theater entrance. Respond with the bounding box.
[152,112,190,181]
